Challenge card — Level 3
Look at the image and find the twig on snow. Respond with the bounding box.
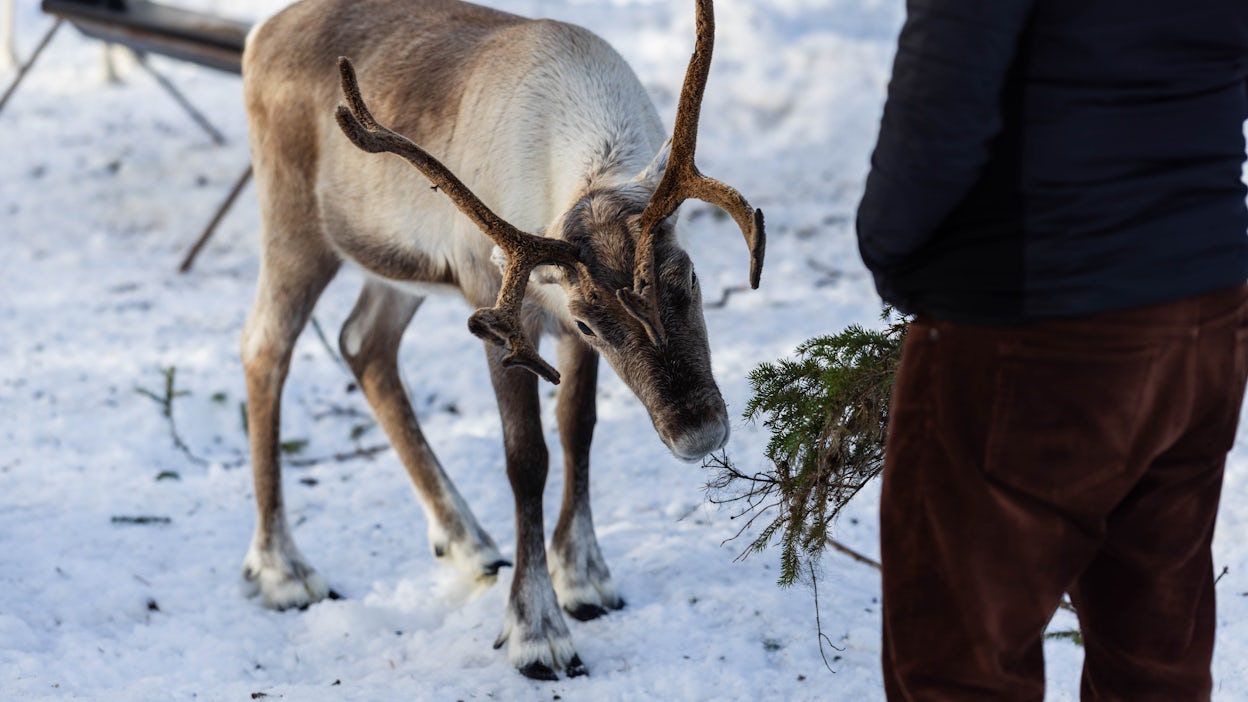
[704,283,750,310]
[285,443,391,468]
[825,537,881,571]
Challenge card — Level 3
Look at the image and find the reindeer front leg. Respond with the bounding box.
[549,337,624,620]
[485,342,586,680]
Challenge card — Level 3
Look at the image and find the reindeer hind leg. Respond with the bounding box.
[340,280,510,587]
[240,240,341,610]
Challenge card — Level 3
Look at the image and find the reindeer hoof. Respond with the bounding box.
[549,541,624,617]
[297,588,342,610]
[518,662,560,681]
[497,589,579,679]
[515,655,588,679]
[551,577,625,618]
[565,603,609,622]
[429,528,509,588]
[242,546,332,611]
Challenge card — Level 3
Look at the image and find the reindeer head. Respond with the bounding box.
[334,0,764,462]
[538,178,728,460]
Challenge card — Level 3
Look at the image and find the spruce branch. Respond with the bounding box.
[709,306,1085,656]
[706,307,908,587]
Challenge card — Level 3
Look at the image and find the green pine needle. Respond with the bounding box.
[708,307,908,587]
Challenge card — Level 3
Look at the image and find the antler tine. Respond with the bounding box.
[335,56,580,383]
[635,0,766,307]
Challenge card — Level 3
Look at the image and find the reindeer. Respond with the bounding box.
[239,0,764,679]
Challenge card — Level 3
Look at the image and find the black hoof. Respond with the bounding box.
[518,662,559,681]
[566,655,588,678]
[566,603,609,622]
[297,589,342,610]
[482,559,513,577]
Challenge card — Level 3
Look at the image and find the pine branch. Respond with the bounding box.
[706,307,908,586]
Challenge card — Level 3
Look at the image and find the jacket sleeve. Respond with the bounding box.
[856,0,1036,280]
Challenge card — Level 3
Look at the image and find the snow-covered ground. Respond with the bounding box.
[2,1,1246,700]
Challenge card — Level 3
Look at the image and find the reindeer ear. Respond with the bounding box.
[636,137,673,188]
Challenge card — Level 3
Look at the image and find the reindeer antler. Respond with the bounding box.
[335,56,580,384]
[625,0,766,341]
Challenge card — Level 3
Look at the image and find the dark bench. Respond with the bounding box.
[41,0,249,74]
[0,0,257,270]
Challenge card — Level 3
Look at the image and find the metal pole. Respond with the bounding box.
[0,18,63,118]
[136,52,227,145]
[179,164,253,272]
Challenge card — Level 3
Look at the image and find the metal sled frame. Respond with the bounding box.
[1,0,253,271]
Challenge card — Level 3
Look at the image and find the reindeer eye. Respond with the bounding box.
[576,320,595,337]
[691,269,698,287]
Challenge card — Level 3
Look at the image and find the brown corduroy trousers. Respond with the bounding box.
[881,284,1248,701]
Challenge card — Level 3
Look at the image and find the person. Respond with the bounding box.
[856,1,1248,700]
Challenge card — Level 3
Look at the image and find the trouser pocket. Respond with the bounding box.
[983,340,1160,503]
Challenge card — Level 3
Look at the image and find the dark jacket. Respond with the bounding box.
[857,0,1248,324]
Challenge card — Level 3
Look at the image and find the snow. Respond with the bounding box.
[1,0,1246,700]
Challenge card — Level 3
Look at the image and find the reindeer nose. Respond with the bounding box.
[667,414,730,463]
